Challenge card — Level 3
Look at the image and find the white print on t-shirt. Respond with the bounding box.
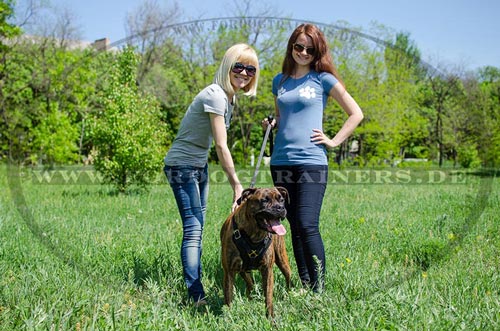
[299,86,316,99]
[278,86,286,96]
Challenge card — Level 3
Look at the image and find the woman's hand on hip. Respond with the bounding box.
[311,129,337,149]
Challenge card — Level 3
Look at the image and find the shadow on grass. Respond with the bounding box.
[124,251,228,316]
[469,168,500,178]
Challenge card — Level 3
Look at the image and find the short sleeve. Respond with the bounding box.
[319,72,338,95]
[202,85,227,116]
[272,73,284,96]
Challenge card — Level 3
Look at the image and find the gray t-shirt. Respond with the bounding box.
[164,84,234,167]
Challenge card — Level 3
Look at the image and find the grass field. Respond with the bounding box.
[1,164,499,330]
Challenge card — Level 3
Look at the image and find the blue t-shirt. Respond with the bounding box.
[271,71,338,165]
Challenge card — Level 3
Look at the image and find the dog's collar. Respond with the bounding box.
[231,216,272,270]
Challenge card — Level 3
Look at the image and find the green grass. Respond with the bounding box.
[1,164,499,330]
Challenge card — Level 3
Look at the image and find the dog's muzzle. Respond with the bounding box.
[255,208,287,235]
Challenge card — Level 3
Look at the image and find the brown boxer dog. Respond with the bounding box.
[220,187,292,319]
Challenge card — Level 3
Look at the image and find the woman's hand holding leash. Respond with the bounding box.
[250,115,274,189]
[261,116,276,130]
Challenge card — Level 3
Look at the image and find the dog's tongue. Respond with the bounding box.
[270,220,286,236]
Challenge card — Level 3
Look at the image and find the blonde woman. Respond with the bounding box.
[164,43,260,305]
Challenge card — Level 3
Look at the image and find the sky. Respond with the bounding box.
[21,0,500,71]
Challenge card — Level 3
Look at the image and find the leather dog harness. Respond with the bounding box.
[231,216,272,270]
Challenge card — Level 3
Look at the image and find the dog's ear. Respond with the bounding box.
[276,186,289,203]
[237,187,257,205]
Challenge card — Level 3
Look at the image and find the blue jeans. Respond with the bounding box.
[164,164,209,302]
[271,164,328,292]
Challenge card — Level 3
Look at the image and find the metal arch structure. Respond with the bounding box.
[108,15,437,75]
[111,15,391,48]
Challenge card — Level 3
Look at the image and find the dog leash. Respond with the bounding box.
[250,115,273,188]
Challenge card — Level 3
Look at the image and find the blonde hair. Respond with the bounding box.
[213,43,259,97]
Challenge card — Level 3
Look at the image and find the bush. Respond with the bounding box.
[457,143,482,169]
[91,46,167,192]
[30,103,79,166]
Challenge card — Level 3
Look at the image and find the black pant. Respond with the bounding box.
[271,164,328,291]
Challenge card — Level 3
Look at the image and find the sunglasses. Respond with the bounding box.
[293,43,315,55]
[231,62,257,77]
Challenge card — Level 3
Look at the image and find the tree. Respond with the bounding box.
[0,37,100,165]
[0,0,22,160]
[422,71,461,167]
[1,1,98,165]
[30,101,79,165]
[0,0,21,47]
[91,46,167,192]
[475,66,500,167]
[125,0,182,82]
[384,32,429,161]
[3,6,496,169]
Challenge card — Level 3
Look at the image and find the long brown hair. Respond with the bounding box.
[282,23,343,85]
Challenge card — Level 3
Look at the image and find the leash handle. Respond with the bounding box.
[250,115,274,188]
[264,115,274,157]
